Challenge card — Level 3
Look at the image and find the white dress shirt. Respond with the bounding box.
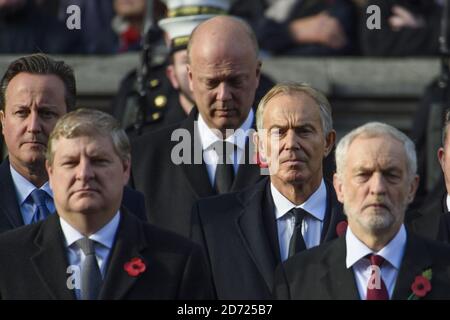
[197,109,254,186]
[346,224,406,300]
[445,194,450,212]
[272,179,327,261]
[10,165,55,225]
[60,211,120,298]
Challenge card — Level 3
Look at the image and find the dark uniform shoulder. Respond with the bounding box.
[112,60,178,136]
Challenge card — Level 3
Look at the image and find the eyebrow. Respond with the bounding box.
[267,122,315,131]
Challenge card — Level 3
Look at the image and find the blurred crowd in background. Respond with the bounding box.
[0,0,448,57]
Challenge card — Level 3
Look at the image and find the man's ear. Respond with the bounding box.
[0,110,5,133]
[166,65,180,90]
[438,147,445,171]
[187,64,194,92]
[46,160,53,189]
[324,130,336,157]
[255,60,262,88]
[253,131,266,160]
[333,173,345,204]
[122,158,131,186]
[407,175,420,204]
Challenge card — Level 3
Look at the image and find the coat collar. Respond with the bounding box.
[178,108,261,198]
[31,214,76,300]
[30,209,149,300]
[0,158,24,229]
[235,178,278,292]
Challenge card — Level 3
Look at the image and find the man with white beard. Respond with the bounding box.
[274,122,450,300]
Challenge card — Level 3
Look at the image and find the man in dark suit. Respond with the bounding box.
[0,109,212,300]
[131,16,264,237]
[0,54,146,233]
[191,83,345,299]
[407,109,450,243]
[274,122,450,300]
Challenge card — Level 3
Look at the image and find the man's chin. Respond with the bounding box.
[69,199,102,213]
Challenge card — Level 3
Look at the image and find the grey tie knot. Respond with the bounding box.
[76,237,96,256]
[211,141,235,163]
[75,237,102,300]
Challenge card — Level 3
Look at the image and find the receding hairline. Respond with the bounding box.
[187,15,259,62]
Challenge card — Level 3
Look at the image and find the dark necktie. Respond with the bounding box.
[30,189,51,223]
[366,254,389,300]
[288,208,308,257]
[76,237,103,300]
[212,141,235,194]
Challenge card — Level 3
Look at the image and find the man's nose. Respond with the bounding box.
[284,129,299,150]
[369,173,387,195]
[76,159,94,181]
[26,111,42,133]
[216,82,232,101]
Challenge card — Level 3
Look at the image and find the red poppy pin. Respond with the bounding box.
[408,268,432,300]
[336,220,348,237]
[124,257,146,277]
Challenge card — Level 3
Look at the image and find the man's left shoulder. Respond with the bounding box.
[413,234,450,260]
[137,217,201,254]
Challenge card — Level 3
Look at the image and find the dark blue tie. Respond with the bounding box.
[30,189,51,222]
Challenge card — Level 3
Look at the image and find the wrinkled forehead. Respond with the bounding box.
[52,134,114,156]
[346,135,407,170]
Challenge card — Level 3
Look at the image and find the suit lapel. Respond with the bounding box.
[178,109,215,198]
[320,181,346,243]
[30,214,75,300]
[408,180,446,240]
[235,179,277,291]
[0,159,25,229]
[319,237,360,299]
[99,210,148,300]
[232,137,261,191]
[392,235,433,300]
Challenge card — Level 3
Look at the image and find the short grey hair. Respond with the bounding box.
[255,82,333,135]
[335,122,417,179]
[46,108,130,165]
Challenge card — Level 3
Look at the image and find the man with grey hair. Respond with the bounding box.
[274,122,450,300]
[0,108,213,300]
[191,82,346,299]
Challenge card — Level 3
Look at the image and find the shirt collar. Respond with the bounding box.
[10,164,53,205]
[60,210,121,250]
[346,224,406,270]
[271,179,327,222]
[197,109,254,151]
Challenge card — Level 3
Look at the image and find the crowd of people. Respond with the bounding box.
[1,0,450,301]
[1,0,449,56]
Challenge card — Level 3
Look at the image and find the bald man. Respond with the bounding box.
[131,16,264,237]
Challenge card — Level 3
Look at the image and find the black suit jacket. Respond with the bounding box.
[274,233,450,300]
[0,158,147,234]
[0,209,213,300]
[131,108,263,238]
[191,177,346,299]
[406,179,450,243]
